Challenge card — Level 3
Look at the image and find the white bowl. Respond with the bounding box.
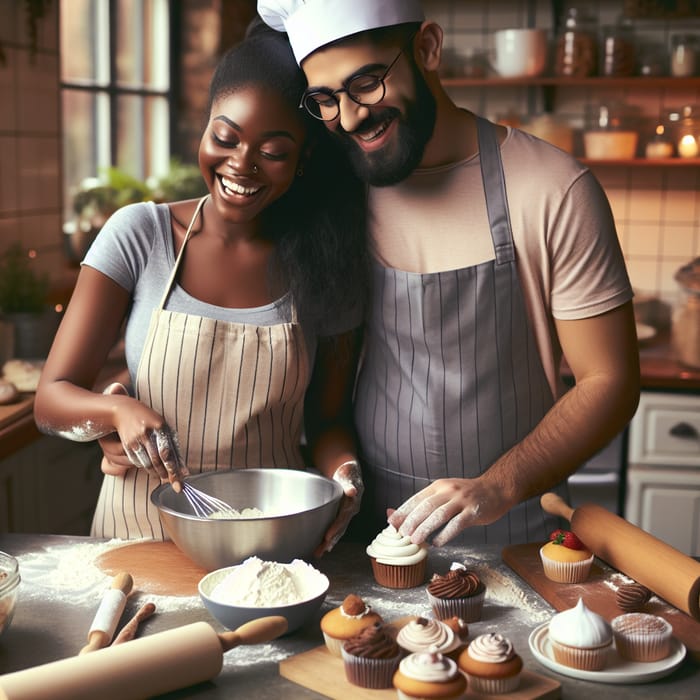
[0,551,20,638]
[584,131,639,159]
[198,559,329,634]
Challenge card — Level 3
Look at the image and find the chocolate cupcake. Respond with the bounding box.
[615,583,652,612]
[340,622,403,689]
[426,563,485,622]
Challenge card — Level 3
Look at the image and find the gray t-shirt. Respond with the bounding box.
[83,201,350,382]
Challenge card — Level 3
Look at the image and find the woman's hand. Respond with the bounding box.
[99,381,188,489]
[387,477,508,547]
[314,460,364,557]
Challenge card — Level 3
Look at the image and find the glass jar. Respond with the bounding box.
[672,258,700,368]
[554,7,598,77]
[600,22,636,77]
[583,101,639,159]
[667,104,699,158]
[670,34,698,77]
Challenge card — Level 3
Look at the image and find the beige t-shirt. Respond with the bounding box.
[368,126,632,398]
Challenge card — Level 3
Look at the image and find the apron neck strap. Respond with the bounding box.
[157,195,209,311]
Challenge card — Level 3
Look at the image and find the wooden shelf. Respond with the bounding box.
[441,76,700,88]
[580,157,700,166]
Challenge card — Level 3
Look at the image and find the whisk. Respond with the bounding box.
[181,481,238,519]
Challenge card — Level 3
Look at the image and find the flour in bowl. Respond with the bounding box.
[209,556,326,606]
[206,507,265,520]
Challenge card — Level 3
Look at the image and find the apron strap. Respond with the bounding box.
[156,195,209,311]
[476,116,516,266]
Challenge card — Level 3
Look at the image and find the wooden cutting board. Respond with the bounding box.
[0,394,34,430]
[94,541,207,597]
[280,645,561,700]
[502,542,700,663]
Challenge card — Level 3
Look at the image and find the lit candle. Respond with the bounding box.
[678,133,699,158]
[645,125,674,159]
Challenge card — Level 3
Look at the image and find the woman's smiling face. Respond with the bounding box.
[199,85,307,223]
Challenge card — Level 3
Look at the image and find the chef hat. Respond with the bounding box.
[258,0,425,64]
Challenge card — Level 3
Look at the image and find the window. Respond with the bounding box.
[59,0,171,220]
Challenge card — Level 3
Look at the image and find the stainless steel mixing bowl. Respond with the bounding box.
[151,469,343,571]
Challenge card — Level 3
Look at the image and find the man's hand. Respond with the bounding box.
[387,477,508,547]
[314,460,364,557]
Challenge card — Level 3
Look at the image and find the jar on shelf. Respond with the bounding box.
[672,258,700,369]
[583,101,639,159]
[670,34,698,77]
[667,104,699,158]
[600,21,636,77]
[554,7,598,77]
[637,42,667,76]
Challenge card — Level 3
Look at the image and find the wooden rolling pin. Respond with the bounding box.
[541,492,700,620]
[0,616,287,700]
[80,571,133,654]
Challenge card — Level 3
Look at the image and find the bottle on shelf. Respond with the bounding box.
[554,7,598,77]
[600,20,636,77]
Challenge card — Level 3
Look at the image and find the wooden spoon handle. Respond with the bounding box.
[540,492,574,522]
[218,615,288,652]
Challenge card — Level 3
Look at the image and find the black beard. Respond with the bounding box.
[332,64,437,187]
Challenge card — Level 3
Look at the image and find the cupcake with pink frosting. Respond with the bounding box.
[366,524,428,589]
[393,650,467,700]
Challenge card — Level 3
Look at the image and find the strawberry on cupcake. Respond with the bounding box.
[539,528,594,583]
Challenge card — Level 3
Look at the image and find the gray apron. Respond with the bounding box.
[353,117,567,545]
[91,196,309,540]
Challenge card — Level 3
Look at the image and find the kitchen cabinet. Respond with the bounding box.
[0,434,103,535]
[626,391,700,556]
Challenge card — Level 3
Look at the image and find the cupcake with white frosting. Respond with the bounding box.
[393,650,467,700]
[366,524,428,589]
[396,617,460,656]
[548,597,612,670]
[457,633,523,694]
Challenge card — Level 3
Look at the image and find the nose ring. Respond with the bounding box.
[252,163,258,174]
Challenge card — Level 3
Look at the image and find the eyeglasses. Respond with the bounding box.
[299,34,415,122]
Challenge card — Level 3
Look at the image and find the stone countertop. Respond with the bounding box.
[0,533,697,699]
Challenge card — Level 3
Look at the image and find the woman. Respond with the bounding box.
[34,25,368,553]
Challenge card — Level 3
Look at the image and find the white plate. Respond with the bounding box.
[528,622,686,684]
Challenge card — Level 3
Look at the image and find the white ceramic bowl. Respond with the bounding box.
[583,131,639,159]
[0,551,20,639]
[198,560,329,634]
[151,469,342,570]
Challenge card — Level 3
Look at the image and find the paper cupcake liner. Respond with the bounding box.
[396,689,466,700]
[551,640,611,671]
[340,646,402,689]
[539,548,594,583]
[612,615,673,662]
[427,589,485,623]
[322,631,345,658]
[370,557,427,589]
[465,672,520,695]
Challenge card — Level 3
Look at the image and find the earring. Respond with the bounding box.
[296,167,304,177]
[252,163,258,174]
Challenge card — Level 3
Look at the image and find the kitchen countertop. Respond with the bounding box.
[0,533,697,699]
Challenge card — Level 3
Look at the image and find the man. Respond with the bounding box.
[258,0,640,547]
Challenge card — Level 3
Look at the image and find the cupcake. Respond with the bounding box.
[539,529,594,583]
[396,617,459,656]
[340,622,403,689]
[611,613,673,662]
[426,563,485,622]
[320,594,382,657]
[393,650,467,700]
[457,633,522,695]
[615,583,652,612]
[442,617,469,647]
[366,524,428,589]
[548,598,612,670]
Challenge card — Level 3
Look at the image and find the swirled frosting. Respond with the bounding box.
[398,651,459,683]
[427,566,484,599]
[615,583,652,612]
[396,617,455,653]
[549,598,612,648]
[366,525,428,566]
[343,622,400,659]
[467,633,516,663]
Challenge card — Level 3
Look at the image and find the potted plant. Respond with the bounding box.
[0,243,60,359]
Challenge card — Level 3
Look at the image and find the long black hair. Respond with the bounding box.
[207,20,369,330]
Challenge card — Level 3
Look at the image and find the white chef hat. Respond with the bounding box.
[258,0,425,64]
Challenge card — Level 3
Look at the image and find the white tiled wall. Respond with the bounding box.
[426,0,700,307]
[0,1,63,282]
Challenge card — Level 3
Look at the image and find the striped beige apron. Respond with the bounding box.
[92,196,309,539]
[353,117,568,545]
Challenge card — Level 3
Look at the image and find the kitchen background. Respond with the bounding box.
[0,1,699,550]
